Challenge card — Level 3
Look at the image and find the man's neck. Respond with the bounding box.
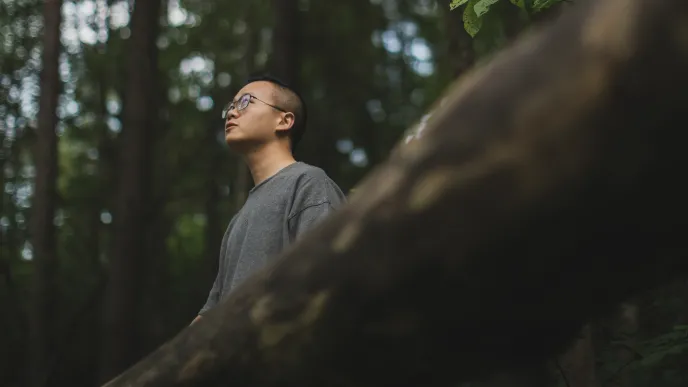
[242,143,296,186]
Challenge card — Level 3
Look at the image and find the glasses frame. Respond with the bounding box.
[221,93,287,119]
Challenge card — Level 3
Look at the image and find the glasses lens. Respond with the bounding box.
[238,94,251,110]
[221,103,232,119]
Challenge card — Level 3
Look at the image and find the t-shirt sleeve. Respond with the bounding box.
[288,176,346,242]
[289,202,336,242]
[198,270,221,316]
[197,217,235,316]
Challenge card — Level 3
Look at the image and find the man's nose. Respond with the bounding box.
[226,108,239,121]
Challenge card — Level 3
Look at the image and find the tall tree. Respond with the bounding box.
[99,0,163,382]
[274,0,338,173]
[27,0,63,386]
[271,0,301,88]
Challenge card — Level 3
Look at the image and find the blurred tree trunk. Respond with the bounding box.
[27,1,62,386]
[83,25,116,384]
[271,0,301,89]
[558,323,598,387]
[99,0,163,382]
[139,41,173,358]
[476,364,550,387]
[605,303,639,387]
[270,0,338,173]
[140,213,173,350]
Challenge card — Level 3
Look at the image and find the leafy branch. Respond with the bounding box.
[449,0,565,37]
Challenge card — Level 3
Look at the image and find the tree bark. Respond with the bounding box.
[104,0,688,386]
[27,1,62,386]
[475,364,551,387]
[99,0,163,382]
[605,303,639,387]
[558,323,598,387]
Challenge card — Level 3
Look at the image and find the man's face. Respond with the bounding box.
[224,81,284,149]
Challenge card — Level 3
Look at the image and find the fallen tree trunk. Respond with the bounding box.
[104,0,688,386]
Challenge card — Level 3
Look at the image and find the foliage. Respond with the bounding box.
[450,0,566,36]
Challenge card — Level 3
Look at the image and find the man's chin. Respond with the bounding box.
[224,133,241,145]
[224,135,251,150]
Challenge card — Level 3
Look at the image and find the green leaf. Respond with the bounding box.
[462,0,483,37]
[471,3,507,58]
[533,0,562,11]
[450,0,470,10]
[474,0,500,17]
[512,0,562,13]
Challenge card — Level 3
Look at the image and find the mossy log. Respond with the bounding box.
[104,0,688,386]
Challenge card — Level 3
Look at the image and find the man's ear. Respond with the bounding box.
[275,112,295,134]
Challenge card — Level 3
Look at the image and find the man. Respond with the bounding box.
[192,75,346,324]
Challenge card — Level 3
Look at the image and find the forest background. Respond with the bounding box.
[2,0,688,386]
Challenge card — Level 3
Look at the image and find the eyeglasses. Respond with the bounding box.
[221,93,286,119]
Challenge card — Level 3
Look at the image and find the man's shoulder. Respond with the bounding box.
[285,162,346,202]
[285,162,334,185]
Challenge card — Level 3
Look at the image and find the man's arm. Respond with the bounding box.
[191,216,237,325]
[191,270,222,325]
[190,315,202,326]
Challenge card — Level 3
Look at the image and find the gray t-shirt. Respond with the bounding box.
[199,162,346,315]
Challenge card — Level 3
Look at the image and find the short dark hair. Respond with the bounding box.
[245,74,307,151]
